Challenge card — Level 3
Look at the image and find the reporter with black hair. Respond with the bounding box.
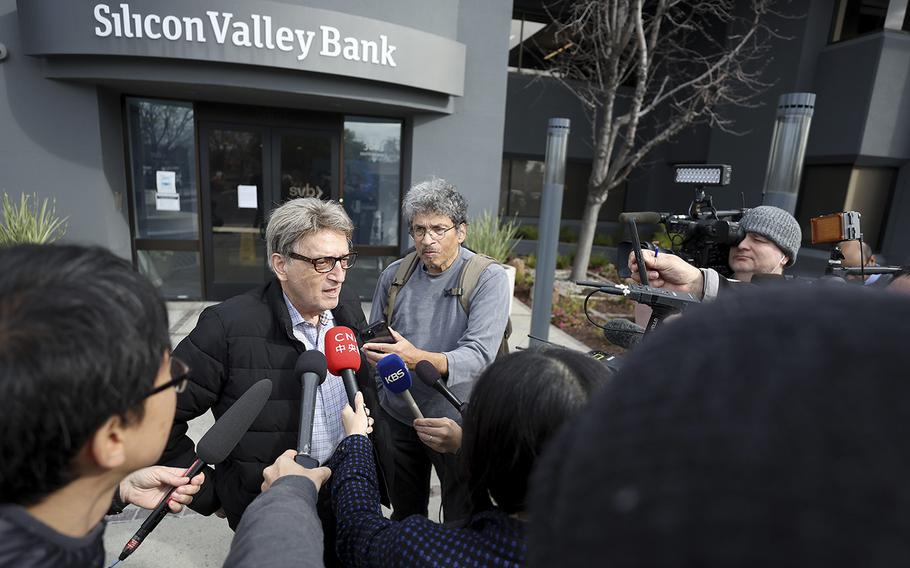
[0,245,327,567]
[315,348,610,567]
[0,245,203,566]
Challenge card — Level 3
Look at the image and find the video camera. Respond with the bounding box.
[617,164,746,277]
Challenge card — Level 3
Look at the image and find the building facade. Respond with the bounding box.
[1,0,510,299]
[503,0,910,269]
[4,0,909,298]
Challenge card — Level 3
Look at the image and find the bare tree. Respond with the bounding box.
[548,0,781,281]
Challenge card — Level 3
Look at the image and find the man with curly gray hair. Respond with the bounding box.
[363,178,511,522]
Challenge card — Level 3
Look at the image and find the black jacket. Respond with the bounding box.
[160,278,393,529]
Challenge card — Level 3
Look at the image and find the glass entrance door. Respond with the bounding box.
[200,123,338,300]
[200,125,268,299]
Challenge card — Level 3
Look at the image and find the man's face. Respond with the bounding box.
[839,240,873,267]
[411,212,466,274]
[274,229,349,317]
[128,353,178,469]
[728,232,787,280]
[839,241,876,282]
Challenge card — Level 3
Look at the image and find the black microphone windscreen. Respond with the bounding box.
[415,360,441,388]
[196,379,272,465]
[295,351,328,383]
[619,211,662,224]
[602,319,645,349]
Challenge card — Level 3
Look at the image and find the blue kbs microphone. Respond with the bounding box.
[377,354,424,420]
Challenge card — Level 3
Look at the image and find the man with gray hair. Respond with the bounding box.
[363,178,511,522]
[161,198,393,538]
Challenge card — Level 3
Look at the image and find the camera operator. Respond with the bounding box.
[629,206,801,301]
[837,240,892,287]
[727,206,801,282]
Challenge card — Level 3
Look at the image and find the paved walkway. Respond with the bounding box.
[103,298,590,567]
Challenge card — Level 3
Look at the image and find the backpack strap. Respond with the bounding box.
[384,251,420,324]
[450,253,512,356]
[453,254,495,316]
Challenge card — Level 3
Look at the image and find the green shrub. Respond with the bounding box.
[556,252,575,269]
[515,225,539,240]
[648,229,676,250]
[558,226,578,243]
[514,266,534,291]
[0,192,68,246]
[465,212,522,263]
[551,293,587,329]
[593,232,616,247]
[525,254,537,269]
[589,253,609,270]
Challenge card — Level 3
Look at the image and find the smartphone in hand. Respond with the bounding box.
[361,320,394,344]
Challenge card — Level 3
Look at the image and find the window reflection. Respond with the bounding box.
[126,99,198,239]
[343,118,402,246]
[500,158,626,219]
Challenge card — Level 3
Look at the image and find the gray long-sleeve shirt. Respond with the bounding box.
[370,247,511,425]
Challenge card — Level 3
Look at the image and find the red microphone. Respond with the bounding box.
[325,326,361,407]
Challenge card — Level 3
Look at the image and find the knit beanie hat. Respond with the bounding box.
[528,285,910,567]
[739,205,802,266]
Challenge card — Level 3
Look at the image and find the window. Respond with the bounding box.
[831,0,910,43]
[796,165,895,250]
[508,15,554,72]
[126,98,198,240]
[500,158,626,220]
[342,117,402,248]
[126,98,202,299]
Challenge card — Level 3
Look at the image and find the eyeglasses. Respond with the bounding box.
[410,225,457,240]
[144,357,190,399]
[287,251,358,273]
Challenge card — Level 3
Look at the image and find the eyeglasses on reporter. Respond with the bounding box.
[144,357,190,399]
[287,251,358,273]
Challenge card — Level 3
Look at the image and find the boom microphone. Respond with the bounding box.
[577,280,700,333]
[295,351,328,468]
[377,354,424,420]
[119,378,273,562]
[324,326,361,407]
[415,360,466,416]
[619,211,663,225]
[576,281,700,313]
[602,319,645,350]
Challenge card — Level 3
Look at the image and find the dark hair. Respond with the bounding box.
[0,245,169,505]
[529,285,910,567]
[460,348,611,515]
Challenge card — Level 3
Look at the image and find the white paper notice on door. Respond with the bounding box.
[156,192,180,211]
[238,185,258,209]
[156,171,177,194]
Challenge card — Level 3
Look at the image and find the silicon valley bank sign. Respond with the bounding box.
[18,0,466,96]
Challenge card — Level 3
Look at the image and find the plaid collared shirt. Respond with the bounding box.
[284,294,348,464]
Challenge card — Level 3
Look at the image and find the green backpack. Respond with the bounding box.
[384,251,512,357]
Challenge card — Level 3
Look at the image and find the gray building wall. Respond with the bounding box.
[0,0,132,258]
[409,0,511,230]
[501,0,910,269]
[1,0,512,265]
[503,73,594,162]
[699,0,830,211]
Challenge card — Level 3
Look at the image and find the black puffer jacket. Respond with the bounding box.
[160,278,393,529]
